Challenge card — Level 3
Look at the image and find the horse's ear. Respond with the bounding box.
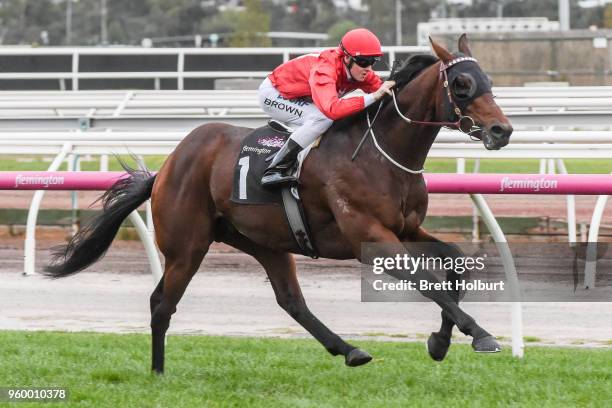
[458,33,472,57]
[429,36,453,63]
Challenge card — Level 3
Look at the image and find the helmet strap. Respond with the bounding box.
[340,43,359,81]
[340,52,357,81]
[343,57,358,81]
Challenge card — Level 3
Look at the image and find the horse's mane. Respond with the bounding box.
[333,54,439,130]
[389,54,439,89]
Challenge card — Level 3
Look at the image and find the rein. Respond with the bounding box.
[366,111,424,174]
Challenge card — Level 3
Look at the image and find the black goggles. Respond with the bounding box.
[352,55,380,68]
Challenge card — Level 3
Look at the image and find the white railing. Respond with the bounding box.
[0,46,428,91]
[1,111,611,130]
[2,87,612,122]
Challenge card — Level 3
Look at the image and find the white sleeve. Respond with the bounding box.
[363,93,376,107]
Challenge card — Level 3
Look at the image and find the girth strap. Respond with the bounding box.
[281,186,318,258]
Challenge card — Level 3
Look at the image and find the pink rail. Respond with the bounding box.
[425,173,612,195]
[1,171,612,194]
[0,171,128,191]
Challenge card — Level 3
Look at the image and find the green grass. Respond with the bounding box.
[2,156,612,174]
[0,155,166,172]
[0,331,610,407]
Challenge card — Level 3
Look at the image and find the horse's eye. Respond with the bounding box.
[452,73,476,100]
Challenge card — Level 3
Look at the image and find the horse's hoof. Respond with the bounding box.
[345,348,372,367]
[426,332,451,361]
[472,335,502,353]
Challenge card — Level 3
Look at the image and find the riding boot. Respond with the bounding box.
[261,139,302,187]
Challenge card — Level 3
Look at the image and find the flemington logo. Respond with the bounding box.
[241,145,272,155]
[14,174,65,188]
[499,177,558,192]
[257,136,285,148]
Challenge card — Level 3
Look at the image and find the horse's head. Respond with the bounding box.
[430,35,512,150]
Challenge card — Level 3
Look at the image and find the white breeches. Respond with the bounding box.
[258,77,334,148]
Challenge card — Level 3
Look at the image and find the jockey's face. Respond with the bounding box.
[344,56,372,82]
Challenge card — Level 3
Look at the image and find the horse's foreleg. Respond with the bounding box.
[401,235,499,351]
[408,228,466,361]
[337,215,500,354]
[222,233,371,367]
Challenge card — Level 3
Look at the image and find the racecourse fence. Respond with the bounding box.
[1,88,610,277]
[3,171,612,359]
[1,130,610,249]
[1,87,612,118]
[1,86,611,256]
[0,46,427,91]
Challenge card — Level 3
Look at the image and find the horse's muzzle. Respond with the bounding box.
[483,122,512,150]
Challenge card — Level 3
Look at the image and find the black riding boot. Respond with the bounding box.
[261,139,302,187]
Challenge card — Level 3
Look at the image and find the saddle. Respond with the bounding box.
[230,120,318,258]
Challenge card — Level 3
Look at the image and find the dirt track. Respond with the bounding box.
[0,237,610,349]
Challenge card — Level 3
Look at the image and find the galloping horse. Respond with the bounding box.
[45,35,512,373]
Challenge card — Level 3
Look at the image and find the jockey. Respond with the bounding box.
[259,28,396,187]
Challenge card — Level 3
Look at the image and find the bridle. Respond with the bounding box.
[352,56,486,174]
[390,56,482,136]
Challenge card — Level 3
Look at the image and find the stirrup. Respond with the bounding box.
[261,171,297,187]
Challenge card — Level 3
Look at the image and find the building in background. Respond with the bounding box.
[417,17,560,46]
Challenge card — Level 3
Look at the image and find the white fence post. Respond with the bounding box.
[470,194,524,358]
[584,193,609,289]
[23,143,73,275]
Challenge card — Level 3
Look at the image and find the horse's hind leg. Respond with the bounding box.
[222,233,372,367]
[150,196,212,374]
[150,246,208,374]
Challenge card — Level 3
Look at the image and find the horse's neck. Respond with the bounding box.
[374,69,443,173]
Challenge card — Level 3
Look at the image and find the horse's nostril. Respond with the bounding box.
[490,124,505,139]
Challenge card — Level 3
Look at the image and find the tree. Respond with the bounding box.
[0,0,64,45]
[605,4,612,28]
[326,20,358,46]
[224,0,271,47]
[361,0,436,45]
[310,0,338,33]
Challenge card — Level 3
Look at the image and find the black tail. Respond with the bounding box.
[44,165,156,278]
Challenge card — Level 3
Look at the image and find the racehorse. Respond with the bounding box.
[45,35,512,373]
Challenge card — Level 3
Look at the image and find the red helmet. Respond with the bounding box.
[340,28,382,57]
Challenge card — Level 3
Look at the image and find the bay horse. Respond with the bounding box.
[45,35,512,373]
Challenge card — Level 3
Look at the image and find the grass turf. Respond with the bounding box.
[0,331,610,407]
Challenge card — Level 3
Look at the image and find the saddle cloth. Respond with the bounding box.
[230,122,317,205]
